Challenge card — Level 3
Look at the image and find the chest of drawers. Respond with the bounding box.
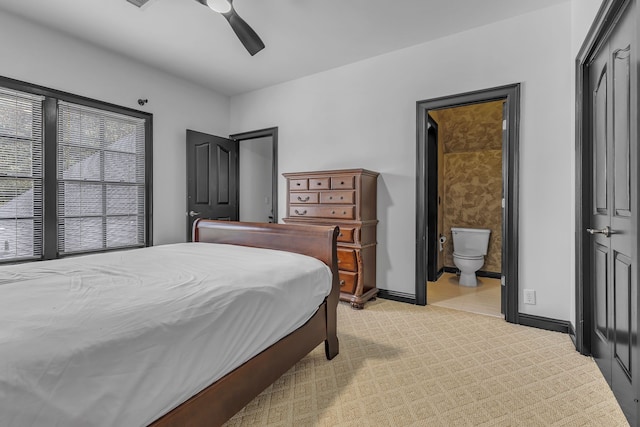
[283,169,378,309]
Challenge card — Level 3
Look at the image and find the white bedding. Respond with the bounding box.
[0,242,332,427]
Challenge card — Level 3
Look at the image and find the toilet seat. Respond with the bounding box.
[453,251,483,261]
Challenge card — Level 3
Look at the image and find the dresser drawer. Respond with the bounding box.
[309,177,330,189]
[331,175,355,189]
[339,271,358,294]
[337,248,358,272]
[289,206,355,219]
[290,179,308,190]
[320,191,355,204]
[289,192,318,204]
[337,227,356,243]
[283,169,378,308]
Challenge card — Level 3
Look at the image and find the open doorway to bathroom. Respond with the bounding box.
[230,127,278,224]
[428,102,503,317]
[415,84,520,324]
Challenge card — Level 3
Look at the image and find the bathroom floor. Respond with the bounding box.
[427,272,503,318]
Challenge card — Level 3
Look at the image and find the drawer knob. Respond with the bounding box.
[329,196,333,200]
[340,280,345,286]
[317,182,321,185]
[296,183,301,186]
[294,209,307,215]
[297,196,310,202]
[340,181,344,185]
[331,210,335,214]
[339,233,343,237]
[340,196,344,200]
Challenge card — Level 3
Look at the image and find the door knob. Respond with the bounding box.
[188,210,200,217]
[586,226,611,237]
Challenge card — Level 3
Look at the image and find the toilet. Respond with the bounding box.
[451,227,491,287]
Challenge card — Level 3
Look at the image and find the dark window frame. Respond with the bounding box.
[0,76,153,262]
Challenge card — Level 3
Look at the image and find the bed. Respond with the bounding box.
[0,219,340,427]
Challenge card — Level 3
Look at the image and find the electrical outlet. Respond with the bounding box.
[524,289,536,305]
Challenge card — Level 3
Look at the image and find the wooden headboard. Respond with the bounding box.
[193,219,339,271]
[193,218,340,359]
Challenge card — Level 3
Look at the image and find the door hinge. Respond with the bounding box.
[501,276,506,286]
[502,198,505,208]
[502,120,507,131]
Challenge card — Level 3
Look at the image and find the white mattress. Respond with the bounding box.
[0,242,332,427]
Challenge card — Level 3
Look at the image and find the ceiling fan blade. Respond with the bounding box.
[222,5,265,56]
[195,0,265,56]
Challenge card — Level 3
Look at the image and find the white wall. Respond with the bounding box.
[239,137,273,222]
[571,0,603,58]
[569,0,604,328]
[0,10,230,245]
[231,3,575,320]
[1,3,596,322]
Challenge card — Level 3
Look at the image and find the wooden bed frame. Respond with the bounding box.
[149,219,340,427]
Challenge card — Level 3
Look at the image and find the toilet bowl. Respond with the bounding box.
[451,227,491,287]
[453,251,485,286]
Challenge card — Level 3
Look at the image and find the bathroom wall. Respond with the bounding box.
[431,101,504,274]
[239,137,273,223]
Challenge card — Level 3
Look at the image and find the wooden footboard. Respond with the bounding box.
[149,220,339,427]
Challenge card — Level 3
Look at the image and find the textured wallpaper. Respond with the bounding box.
[430,101,503,274]
[437,102,503,153]
[443,150,502,272]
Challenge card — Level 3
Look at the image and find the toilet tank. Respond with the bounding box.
[451,227,491,255]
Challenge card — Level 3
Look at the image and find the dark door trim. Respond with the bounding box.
[416,84,520,324]
[575,0,630,355]
[230,127,279,223]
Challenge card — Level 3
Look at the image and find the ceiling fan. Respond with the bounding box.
[127,0,265,56]
[195,0,265,56]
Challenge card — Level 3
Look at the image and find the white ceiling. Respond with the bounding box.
[0,0,571,96]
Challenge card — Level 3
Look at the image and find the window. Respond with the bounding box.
[0,78,152,263]
[0,89,43,260]
[57,102,146,254]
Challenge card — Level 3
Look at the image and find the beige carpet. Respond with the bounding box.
[226,299,629,426]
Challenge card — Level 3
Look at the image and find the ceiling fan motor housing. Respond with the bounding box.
[126,0,152,8]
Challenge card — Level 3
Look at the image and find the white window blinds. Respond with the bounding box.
[0,89,43,261]
[57,101,146,254]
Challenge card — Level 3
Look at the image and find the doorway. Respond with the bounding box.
[426,101,505,318]
[230,128,278,224]
[416,84,520,324]
[186,127,278,240]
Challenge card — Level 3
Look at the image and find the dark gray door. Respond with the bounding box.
[426,114,439,282]
[587,2,638,423]
[186,130,238,240]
